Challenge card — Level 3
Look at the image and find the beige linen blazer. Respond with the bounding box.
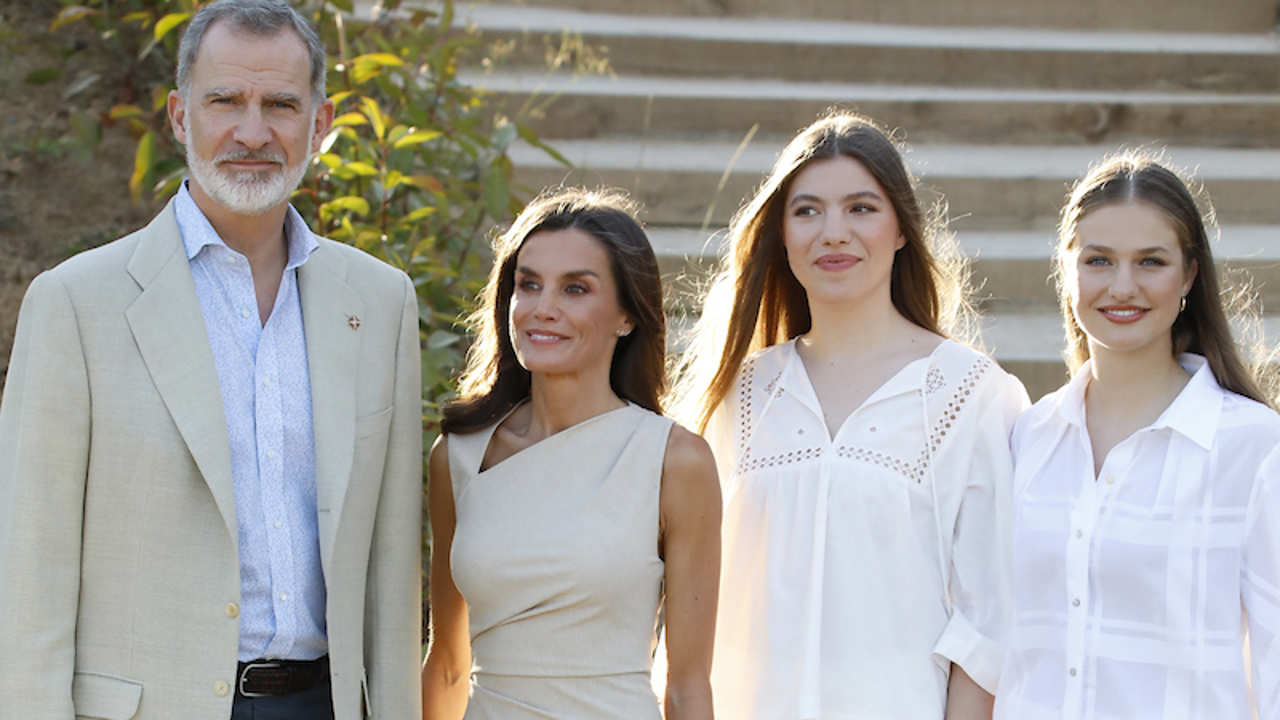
[0,201,423,720]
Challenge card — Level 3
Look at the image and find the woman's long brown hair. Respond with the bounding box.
[443,188,667,435]
[1055,150,1273,407]
[668,110,974,432]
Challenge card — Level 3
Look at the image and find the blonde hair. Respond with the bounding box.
[667,110,976,431]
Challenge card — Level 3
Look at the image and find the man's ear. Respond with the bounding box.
[310,98,335,155]
[167,90,188,145]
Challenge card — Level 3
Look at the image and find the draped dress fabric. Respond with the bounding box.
[448,403,674,719]
[706,339,1028,719]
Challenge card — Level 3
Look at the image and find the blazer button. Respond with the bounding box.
[225,602,240,619]
[214,680,230,697]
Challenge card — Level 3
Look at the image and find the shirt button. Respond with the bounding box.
[869,426,877,432]
[280,593,288,601]
[266,449,276,459]
[241,308,251,319]
[1105,475,1116,484]
[797,428,804,435]
[214,680,230,696]
[225,602,239,618]
[1069,668,1077,677]
[1072,598,1081,607]
[274,521,283,529]
[1075,529,1083,539]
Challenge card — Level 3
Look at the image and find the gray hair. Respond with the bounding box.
[176,0,326,103]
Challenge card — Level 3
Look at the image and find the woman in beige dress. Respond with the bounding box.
[421,188,721,720]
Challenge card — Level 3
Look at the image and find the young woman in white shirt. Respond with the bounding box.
[670,111,1029,719]
[995,151,1280,719]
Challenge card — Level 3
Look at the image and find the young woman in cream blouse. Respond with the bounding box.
[994,153,1280,719]
[670,111,1029,719]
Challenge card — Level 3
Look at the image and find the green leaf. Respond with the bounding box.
[353,52,405,68]
[50,6,99,32]
[108,104,144,120]
[329,90,355,108]
[345,161,379,176]
[482,168,509,219]
[393,129,442,149]
[360,96,387,141]
[320,196,371,219]
[120,11,152,28]
[130,131,156,205]
[397,206,438,225]
[331,112,369,128]
[153,12,190,41]
[316,153,343,170]
[24,67,61,85]
[401,175,445,194]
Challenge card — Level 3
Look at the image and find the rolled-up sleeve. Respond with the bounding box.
[932,370,1028,693]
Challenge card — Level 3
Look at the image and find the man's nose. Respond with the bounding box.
[232,105,272,149]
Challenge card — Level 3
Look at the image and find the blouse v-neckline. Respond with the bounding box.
[476,401,635,475]
[784,338,948,442]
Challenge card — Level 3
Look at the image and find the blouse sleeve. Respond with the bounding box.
[1241,445,1280,715]
[702,390,738,505]
[930,368,1029,694]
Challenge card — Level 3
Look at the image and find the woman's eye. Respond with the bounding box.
[1139,257,1167,266]
[792,206,818,217]
[849,204,875,214]
[565,283,588,295]
[1083,256,1110,266]
[518,279,540,291]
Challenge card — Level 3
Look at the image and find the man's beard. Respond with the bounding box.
[186,143,310,216]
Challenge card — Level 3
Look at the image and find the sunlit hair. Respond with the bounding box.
[668,110,975,432]
[442,188,667,435]
[1054,149,1274,407]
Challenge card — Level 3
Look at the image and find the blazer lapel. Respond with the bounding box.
[124,202,237,541]
[298,242,362,573]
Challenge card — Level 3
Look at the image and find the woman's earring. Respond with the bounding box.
[1180,296,1187,313]
[617,327,631,337]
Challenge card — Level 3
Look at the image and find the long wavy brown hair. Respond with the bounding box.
[442,188,667,435]
[669,110,975,432]
[1054,150,1273,407]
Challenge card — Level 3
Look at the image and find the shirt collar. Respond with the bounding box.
[775,336,935,406]
[1051,353,1222,450]
[174,180,318,271]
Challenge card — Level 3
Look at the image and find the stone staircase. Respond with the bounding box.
[447,1,1280,399]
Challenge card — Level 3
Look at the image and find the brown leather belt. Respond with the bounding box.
[235,655,330,698]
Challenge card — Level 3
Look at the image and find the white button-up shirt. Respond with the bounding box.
[996,354,1280,720]
[707,339,1028,720]
[174,183,326,661]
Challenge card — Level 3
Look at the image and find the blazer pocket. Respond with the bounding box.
[355,405,394,440]
[72,671,143,720]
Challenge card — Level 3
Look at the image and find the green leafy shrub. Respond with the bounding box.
[39,0,586,437]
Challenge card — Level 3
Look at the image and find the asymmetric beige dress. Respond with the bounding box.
[448,403,673,719]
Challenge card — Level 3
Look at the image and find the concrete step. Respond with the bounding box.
[485,0,1280,34]
[649,226,1280,314]
[509,139,1280,228]
[458,5,1280,92]
[472,71,1280,148]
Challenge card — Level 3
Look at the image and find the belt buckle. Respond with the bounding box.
[238,660,285,698]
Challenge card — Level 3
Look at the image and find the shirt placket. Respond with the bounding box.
[1064,432,1137,719]
[259,277,298,659]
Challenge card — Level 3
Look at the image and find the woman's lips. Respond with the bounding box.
[526,330,568,345]
[815,253,859,271]
[1098,306,1148,324]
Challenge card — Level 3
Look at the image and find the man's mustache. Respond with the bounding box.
[215,150,286,166]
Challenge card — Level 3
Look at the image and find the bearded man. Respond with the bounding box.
[0,2,423,718]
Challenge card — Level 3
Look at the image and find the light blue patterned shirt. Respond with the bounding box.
[174,183,327,661]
